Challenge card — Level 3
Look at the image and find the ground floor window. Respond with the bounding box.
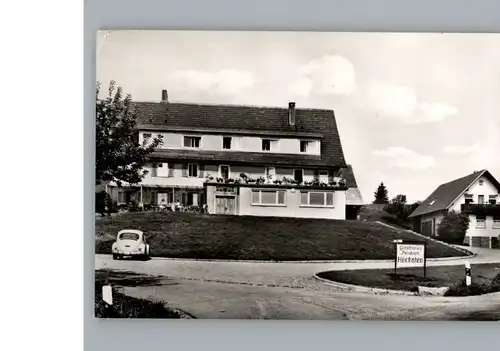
[251,189,286,206]
[493,216,500,229]
[300,191,334,207]
[118,191,127,204]
[476,215,486,229]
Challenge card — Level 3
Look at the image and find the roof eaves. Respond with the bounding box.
[444,170,486,211]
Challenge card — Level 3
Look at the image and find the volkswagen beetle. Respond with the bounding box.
[112,229,150,260]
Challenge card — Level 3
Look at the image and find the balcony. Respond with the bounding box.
[460,203,500,216]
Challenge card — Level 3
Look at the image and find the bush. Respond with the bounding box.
[444,280,490,296]
[437,211,470,244]
[490,272,500,292]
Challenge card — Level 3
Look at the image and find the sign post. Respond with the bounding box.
[394,240,427,277]
[392,239,403,275]
[465,261,471,286]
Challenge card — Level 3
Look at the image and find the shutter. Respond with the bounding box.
[313,170,320,181]
[168,163,174,177]
[182,164,188,177]
[198,164,205,178]
[151,163,157,177]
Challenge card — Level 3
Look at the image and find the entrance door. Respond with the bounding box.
[294,169,303,184]
[157,193,169,205]
[215,196,236,214]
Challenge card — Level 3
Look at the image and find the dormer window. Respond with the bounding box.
[222,137,232,150]
[300,140,309,153]
[184,136,201,148]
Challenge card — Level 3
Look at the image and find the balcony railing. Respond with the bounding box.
[460,203,500,216]
[204,173,348,190]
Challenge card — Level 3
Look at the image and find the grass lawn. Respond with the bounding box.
[95,270,187,318]
[317,263,500,292]
[95,212,467,261]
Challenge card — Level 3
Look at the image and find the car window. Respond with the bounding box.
[119,232,140,241]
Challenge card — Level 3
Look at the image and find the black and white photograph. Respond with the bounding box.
[94,30,500,320]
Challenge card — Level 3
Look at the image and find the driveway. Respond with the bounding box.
[95,249,500,320]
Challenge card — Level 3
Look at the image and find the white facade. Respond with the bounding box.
[140,131,321,156]
[418,174,500,247]
[449,175,500,242]
[206,184,347,220]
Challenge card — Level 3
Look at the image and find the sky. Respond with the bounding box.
[96,30,500,203]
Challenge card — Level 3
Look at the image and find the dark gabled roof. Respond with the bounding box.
[409,169,500,218]
[344,164,358,188]
[344,164,365,205]
[132,101,347,168]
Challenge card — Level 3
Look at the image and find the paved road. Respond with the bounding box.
[95,248,500,320]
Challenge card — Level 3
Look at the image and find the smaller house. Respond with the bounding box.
[409,169,500,248]
[344,165,365,219]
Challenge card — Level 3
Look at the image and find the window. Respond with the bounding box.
[489,195,497,205]
[319,170,329,183]
[143,133,152,139]
[464,194,473,204]
[262,139,271,151]
[493,217,500,229]
[479,179,484,186]
[156,162,169,177]
[293,169,303,184]
[428,200,436,206]
[476,215,486,229]
[251,189,286,206]
[300,140,309,153]
[188,163,198,177]
[266,167,276,182]
[300,191,335,207]
[184,136,201,148]
[118,191,126,204]
[478,195,485,204]
[222,137,232,150]
[220,165,230,180]
[119,232,140,241]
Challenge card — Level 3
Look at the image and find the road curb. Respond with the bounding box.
[108,253,476,264]
[313,274,419,296]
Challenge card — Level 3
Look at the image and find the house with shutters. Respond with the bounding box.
[105,89,352,219]
[408,169,500,248]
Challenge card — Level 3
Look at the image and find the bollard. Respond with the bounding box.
[103,285,113,305]
[465,261,471,287]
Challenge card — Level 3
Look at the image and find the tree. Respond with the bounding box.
[385,194,407,219]
[373,182,389,204]
[437,210,470,244]
[96,81,162,186]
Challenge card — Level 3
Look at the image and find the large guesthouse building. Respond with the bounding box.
[106,90,354,220]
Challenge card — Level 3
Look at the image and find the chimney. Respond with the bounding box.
[161,89,168,103]
[288,102,296,126]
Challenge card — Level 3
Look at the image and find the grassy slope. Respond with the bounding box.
[317,264,500,292]
[95,212,466,261]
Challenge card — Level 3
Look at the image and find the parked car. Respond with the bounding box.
[112,229,150,260]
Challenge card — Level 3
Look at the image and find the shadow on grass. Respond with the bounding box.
[95,270,189,318]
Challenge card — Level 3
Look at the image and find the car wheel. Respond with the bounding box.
[112,254,118,260]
